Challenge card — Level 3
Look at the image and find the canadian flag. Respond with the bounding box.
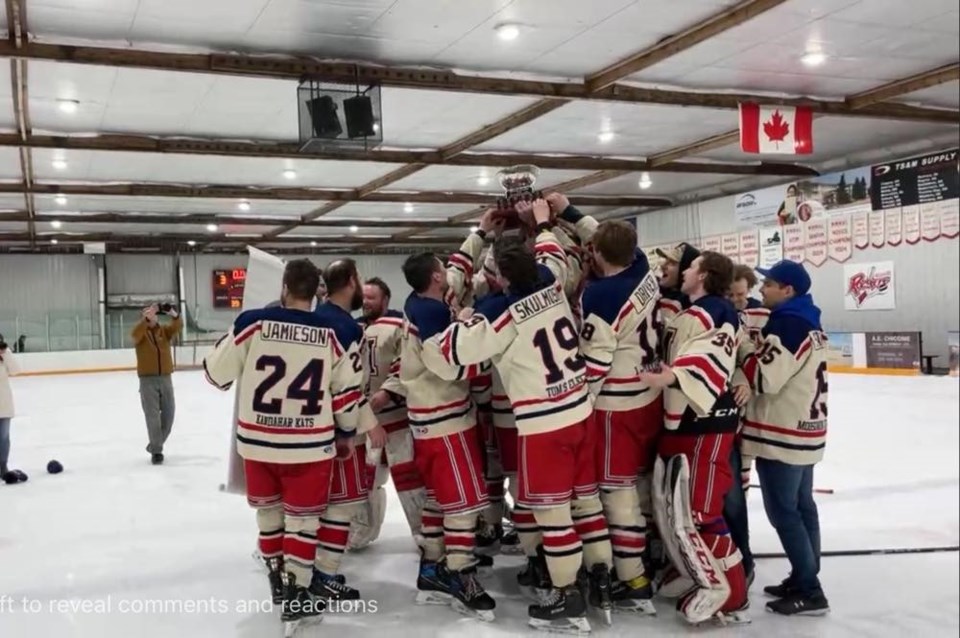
[739,103,813,155]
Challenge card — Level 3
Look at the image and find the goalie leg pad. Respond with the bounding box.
[656,454,733,624]
[348,486,388,550]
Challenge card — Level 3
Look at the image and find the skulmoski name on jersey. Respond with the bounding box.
[511,284,564,324]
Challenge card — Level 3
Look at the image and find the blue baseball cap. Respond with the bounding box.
[756,260,811,295]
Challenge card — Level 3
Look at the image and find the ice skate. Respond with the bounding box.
[280,573,324,637]
[472,551,494,571]
[586,564,613,626]
[415,558,453,606]
[528,584,591,635]
[309,570,360,601]
[499,526,524,555]
[610,574,656,616]
[517,549,552,603]
[265,556,285,605]
[717,601,752,625]
[447,567,496,622]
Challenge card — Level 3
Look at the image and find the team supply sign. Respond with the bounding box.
[843,260,896,311]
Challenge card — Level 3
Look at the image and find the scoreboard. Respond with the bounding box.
[213,268,246,309]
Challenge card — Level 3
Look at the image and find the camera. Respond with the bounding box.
[156,303,174,315]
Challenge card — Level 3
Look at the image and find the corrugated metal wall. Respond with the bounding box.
[634,196,960,361]
[0,254,101,351]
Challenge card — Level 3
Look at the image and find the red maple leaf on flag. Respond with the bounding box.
[763,110,790,147]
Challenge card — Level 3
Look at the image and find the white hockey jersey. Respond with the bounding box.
[361,309,407,431]
[733,298,771,387]
[425,264,591,437]
[203,305,364,464]
[741,297,828,466]
[580,249,663,412]
[660,296,740,433]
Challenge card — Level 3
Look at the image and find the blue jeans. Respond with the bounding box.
[755,458,822,595]
[723,446,753,575]
[0,417,10,473]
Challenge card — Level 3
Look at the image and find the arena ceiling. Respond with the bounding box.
[0,0,956,254]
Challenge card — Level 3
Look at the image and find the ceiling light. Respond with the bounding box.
[598,131,615,144]
[477,174,491,186]
[495,23,521,41]
[54,194,67,206]
[639,172,653,190]
[206,223,219,232]
[50,238,59,245]
[57,99,80,114]
[372,122,380,133]
[403,203,414,213]
[187,240,197,247]
[283,169,297,180]
[801,51,827,67]
[470,225,479,233]
[310,241,318,247]
[51,220,63,229]
[52,158,68,170]
[349,225,359,233]
[237,200,251,212]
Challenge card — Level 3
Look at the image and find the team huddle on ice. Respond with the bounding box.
[202,192,830,634]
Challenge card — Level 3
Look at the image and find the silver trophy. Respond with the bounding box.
[494,164,542,229]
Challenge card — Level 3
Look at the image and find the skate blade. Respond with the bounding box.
[415,590,452,606]
[499,544,526,556]
[528,616,592,635]
[592,607,612,626]
[451,599,495,623]
[613,599,657,617]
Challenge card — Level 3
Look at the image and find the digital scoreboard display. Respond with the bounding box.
[212,268,246,309]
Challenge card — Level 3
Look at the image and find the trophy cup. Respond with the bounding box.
[493,164,543,231]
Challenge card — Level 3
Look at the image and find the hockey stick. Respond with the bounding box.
[748,483,834,495]
[755,545,959,559]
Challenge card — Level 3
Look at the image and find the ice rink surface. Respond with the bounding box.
[0,371,957,637]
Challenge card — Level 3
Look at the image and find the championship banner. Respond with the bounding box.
[844,260,895,311]
[703,235,722,253]
[852,211,870,249]
[903,205,921,244]
[804,219,828,266]
[759,227,783,268]
[738,230,759,267]
[884,207,902,246]
[721,233,740,261]
[224,246,287,495]
[942,199,960,238]
[784,224,804,262]
[870,148,959,210]
[868,210,885,248]
[827,215,852,263]
[921,204,941,241]
[864,332,921,371]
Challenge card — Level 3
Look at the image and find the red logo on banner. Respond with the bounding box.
[847,267,892,307]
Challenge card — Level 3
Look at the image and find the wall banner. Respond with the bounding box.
[870,148,959,210]
[844,260,896,311]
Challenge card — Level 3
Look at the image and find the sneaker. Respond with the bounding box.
[151,453,164,465]
[763,577,795,598]
[766,591,830,616]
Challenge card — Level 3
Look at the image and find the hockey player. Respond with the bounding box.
[203,259,363,633]
[310,259,379,602]
[400,249,496,621]
[655,243,701,325]
[350,277,427,548]
[740,260,829,616]
[424,204,614,634]
[578,220,660,616]
[638,251,749,625]
[725,264,771,584]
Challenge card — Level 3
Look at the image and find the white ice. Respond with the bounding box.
[0,372,957,637]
